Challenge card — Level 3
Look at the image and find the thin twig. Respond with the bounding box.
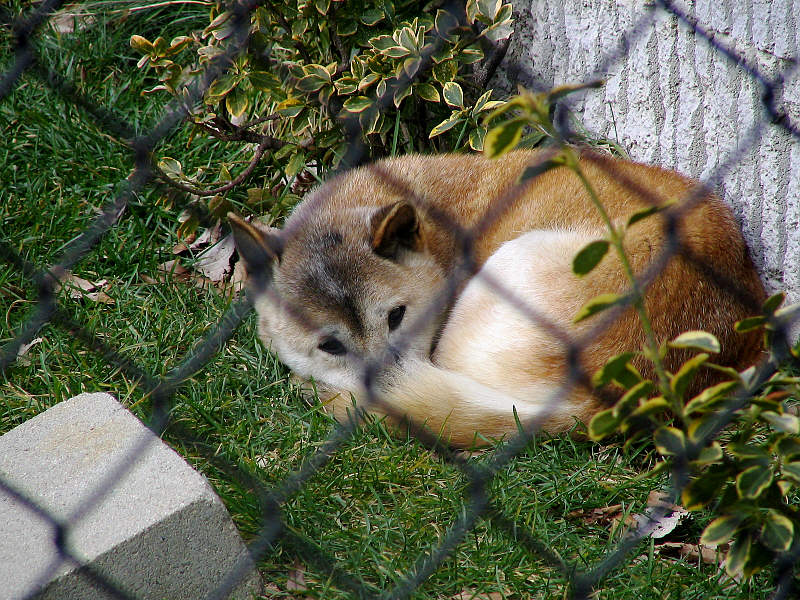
[155,138,273,196]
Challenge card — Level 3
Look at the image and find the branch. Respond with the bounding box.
[155,138,274,197]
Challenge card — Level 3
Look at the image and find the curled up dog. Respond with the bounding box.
[230,149,766,447]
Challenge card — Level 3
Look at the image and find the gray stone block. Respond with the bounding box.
[0,393,262,600]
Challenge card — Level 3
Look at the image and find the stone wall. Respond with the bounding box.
[495,0,800,313]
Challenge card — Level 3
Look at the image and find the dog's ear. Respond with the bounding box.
[369,201,423,260]
[228,213,283,276]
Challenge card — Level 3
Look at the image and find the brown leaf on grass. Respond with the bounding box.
[149,219,245,295]
[50,5,96,34]
[193,234,236,282]
[14,337,44,366]
[655,541,725,566]
[567,504,628,528]
[153,259,216,290]
[55,271,115,304]
[449,588,504,600]
[629,490,688,539]
[286,559,307,592]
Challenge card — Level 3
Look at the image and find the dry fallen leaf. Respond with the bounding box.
[449,588,504,600]
[654,541,726,566]
[55,271,115,304]
[192,234,235,282]
[629,490,688,539]
[286,559,307,592]
[17,337,43,358]
[567,504,627,528]
[50,5,96,34]
[14,337,44,366]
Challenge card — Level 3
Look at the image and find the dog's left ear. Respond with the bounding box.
[370,201,423,260]
[228,213,283,276]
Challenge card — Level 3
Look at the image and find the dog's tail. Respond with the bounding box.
[323,359,597,447]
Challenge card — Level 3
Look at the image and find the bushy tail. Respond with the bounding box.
[323,359,596,447]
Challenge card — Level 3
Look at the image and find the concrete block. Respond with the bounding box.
[0,393,262,600]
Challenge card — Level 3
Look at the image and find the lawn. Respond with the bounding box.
[0,2,790,598]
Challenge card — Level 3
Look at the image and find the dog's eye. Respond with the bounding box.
[318,337,347,356]
[388,305,406,331]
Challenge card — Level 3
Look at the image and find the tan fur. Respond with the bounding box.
[231,149,766,447]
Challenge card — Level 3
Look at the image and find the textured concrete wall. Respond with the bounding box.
[496,0,800,311]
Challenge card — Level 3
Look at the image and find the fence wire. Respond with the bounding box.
[1,1,799,599]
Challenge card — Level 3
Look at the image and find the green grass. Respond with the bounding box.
[0,3,789,599]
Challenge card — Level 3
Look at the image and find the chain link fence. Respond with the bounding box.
[1,0,799,598]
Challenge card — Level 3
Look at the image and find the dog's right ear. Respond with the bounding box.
[228,213,283,278]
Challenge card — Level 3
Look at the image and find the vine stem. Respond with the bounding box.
[566,149,676,407]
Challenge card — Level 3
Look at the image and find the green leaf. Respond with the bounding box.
[670,353,709,400]
[130,34,154,54]
[735,316,766,332]
[207,74,236,99]
[700,514,744,546]
[334,77,359,95]
[483,18,513,42]
[478,0,501,19]
[336,20,357,36]
[573,293,622,324]
[383,46,411,58]
[225,87,248,117]
[158,157,182,177]
[457,47,484,64]
[725,533,752,577]
[483,117,526,159]
[692,442,724,467]
[402,57,421,78]
[592,352,636,388]
[654,426,686,457]
[736,465,772,499]
[360,9,384,26]
[761,510,794,552]
[296,74,327,92]
[358,72,380,92]
[414,83,440,103]
[629,396,670,419]
[613,380,654,418]
[682,467,730,510]
[572,240,609,276]
[429,113,463,138]
[588,409,620,440]
[398,27,417,52]
[762,411,800,434]
[393,84,412,108]
[763,292,786,314]
[276,98,304,118]
[687,414,718,446]
[727,442,770,463]
[781,461,800,484]
[469,127,486,151]
[669,331,721,354]
[303,64,331,82]
[435,9,459,40]
[249,71,279,92]
[433,60,458,84]
[342,96,373,113]
[285,152,306,178]
[369,34,396,51]
[776,438,800,459]
[684,380,739,414]
[443,81,464,108]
